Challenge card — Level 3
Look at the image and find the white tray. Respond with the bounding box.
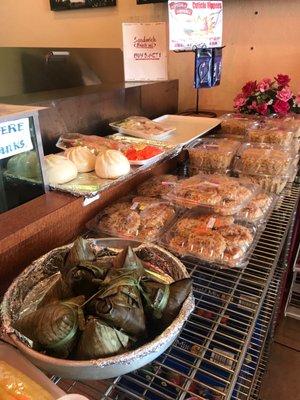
[153,115,221,146]
[0,342,65,399]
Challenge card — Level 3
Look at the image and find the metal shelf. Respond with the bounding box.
[54,183,300,400]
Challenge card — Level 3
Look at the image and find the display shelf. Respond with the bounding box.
[285,271,300,319]
[52,183,300,400]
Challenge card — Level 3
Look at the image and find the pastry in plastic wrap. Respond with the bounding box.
[240,173,289,194]
[237,191,273,224]
[6,151,41,180]
[162,210,255,268]
[246,123,295,148]
[93,197,176,241]
[220,113,256,135]
[137,174,178,197]
[235,143,293,176]
[188,138,240,175]
[164,174,255,215]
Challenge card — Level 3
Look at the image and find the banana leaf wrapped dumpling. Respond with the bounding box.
[14,296,85,358]
[87,276,146,338]
[76,318,130,360]
[61,237,107,296]
[142,278,192,328]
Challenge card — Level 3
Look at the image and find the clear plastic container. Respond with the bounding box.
[220,113,258,136]
[164,174,257,215]
[263,114,300,138]
[187,137,241,175]
[160,209,257,269]
[238,172,290,194]
[136,174,179,197]
[246,122,295,148]
[236,191,277,225]
[87,196,177,241]
[233,143,294,176]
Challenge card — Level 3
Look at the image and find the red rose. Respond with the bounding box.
[242,80,257,96]
[233,93,247,109]
[273,99,290,115]
[276,87,293,102]
[256,102,268,115]
[275,74,290,87]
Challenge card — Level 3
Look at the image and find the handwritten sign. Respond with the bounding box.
[168,1,223,50]
[0,117,33,160]
[123,22,168,81]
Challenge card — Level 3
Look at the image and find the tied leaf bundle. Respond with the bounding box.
[142,278,192,328]
[87,275,146,338]
[15,296,85,358]
[76,318,130,360]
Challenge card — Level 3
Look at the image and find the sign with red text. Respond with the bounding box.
[122,22,168,81]
[168,1,223,50]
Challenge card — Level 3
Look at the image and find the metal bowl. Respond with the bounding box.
[1,238,194,380]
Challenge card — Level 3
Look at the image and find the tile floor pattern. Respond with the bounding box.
[260,317,300,400]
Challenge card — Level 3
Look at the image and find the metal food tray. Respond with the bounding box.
[52,182,300,399]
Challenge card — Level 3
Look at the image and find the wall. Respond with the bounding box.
[0,0,299,111]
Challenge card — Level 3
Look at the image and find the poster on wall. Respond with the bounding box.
[50,0,116,11]
[168,1,223,50]
[122,22,168,81]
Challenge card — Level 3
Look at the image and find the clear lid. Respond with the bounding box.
[220,113,259,135]
[233,142,295,177]
[164,174,257,215]
[236,191,276,225]
[136,174,179,197]
[160,209,256,268]
[56,133,125,154]
[263,115,300,138]
[88,196,177,241]
[246,122,295,148]
[188,137,241,174]
[237,172,290,194]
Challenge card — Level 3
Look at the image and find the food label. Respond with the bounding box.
[0,118,33,160]
[168,1,223,50]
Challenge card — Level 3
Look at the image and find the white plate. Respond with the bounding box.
[153,115,221,146]
[109,120,176,140]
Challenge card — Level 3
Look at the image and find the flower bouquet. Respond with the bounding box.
[234,74,300,116]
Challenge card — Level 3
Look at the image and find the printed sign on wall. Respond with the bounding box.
[168,1,223,50]
[122,22,168,81]
[0,118,33,160]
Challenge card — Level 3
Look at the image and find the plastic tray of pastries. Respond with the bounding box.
[87,196,177,241]
[187,137,241,175]
[136,174,179,198]
[246,122,295,148]
[163,174,257,216]
[263,114,300,139]
[236,190,277,225]
[160,209,257,269]
[233,143,294,177]
[220,113,258,136]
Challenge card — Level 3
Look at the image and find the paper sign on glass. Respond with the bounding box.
[123,22,168,81]
[168,1,223,50]
[0,118,33,160]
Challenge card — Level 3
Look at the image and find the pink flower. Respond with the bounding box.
[242,81,257,97]
[273,99,290,115]
[233,93,247,108]
[275,74,290,87]
[276,87,293,102]
[248,101,257,111]
[257,78,272,92]
[256,102,269,115]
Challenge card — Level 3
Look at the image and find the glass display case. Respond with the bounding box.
[0,104,47,213]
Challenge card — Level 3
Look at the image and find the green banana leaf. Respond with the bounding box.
[14,296,85,358]
[76,318,130,360]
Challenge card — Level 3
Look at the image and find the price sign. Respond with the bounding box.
[0,118,33,160]
[169,1,223,50]
[123,22,168,81]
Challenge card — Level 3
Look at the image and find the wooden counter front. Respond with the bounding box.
[0,156,179,294]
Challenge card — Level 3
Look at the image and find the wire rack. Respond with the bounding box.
[54,183,300,400]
